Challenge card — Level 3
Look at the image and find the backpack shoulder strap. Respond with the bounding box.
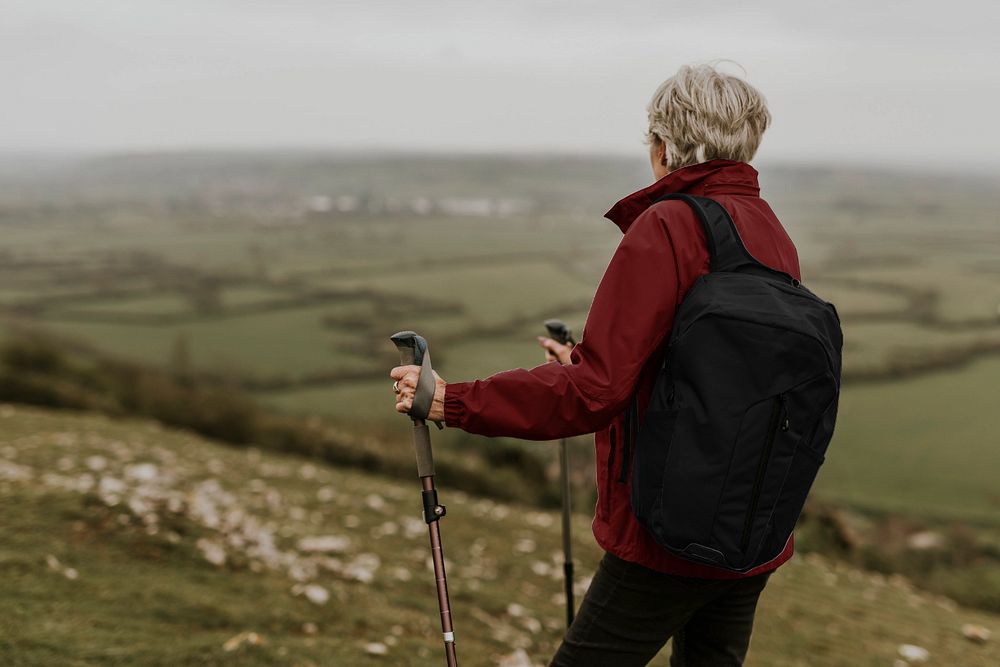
[654,193,759,273]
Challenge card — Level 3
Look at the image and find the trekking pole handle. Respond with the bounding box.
[390,330,443,430]
[391,330,427,367]
[544,318,576,346]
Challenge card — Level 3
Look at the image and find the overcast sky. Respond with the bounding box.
[4,1,998,170]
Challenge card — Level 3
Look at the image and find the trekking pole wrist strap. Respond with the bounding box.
[411,350,437,421]
[390,330,444,430]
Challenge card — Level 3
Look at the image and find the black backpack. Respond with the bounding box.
[628,194,843,573]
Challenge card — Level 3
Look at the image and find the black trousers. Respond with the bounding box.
[549,552,771,667]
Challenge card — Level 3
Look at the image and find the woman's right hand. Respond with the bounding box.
[537,336,574,366]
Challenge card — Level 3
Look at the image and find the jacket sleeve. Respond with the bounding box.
[443,204,687,440]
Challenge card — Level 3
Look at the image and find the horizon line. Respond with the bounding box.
[1,145,997,180]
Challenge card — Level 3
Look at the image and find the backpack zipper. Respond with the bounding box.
[740,393,787,552]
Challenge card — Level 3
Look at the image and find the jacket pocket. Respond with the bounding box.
[618,394,639,484]
[601,424,617,517]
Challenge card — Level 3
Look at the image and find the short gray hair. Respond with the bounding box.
[646,63,771,171]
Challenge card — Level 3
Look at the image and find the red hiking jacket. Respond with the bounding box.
[444,159,800,578]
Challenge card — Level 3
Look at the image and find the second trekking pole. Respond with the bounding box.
[390,330,458,667]
[543,318,577,629]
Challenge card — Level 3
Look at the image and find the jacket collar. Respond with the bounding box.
[604,159,761,233]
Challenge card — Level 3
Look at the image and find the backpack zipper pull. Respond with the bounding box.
[779,393,790,431]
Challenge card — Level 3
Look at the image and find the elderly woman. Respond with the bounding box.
[390,64,799,666]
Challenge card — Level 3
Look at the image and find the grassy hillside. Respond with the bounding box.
[1,403,997,666]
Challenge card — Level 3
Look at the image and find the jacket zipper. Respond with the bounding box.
[741,393,787,552]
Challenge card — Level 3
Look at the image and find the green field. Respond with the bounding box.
[817,357,1000,522]
[40,304,370,376]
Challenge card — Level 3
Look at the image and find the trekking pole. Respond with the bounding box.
[390,330,458,667]
[543,319,576,628]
